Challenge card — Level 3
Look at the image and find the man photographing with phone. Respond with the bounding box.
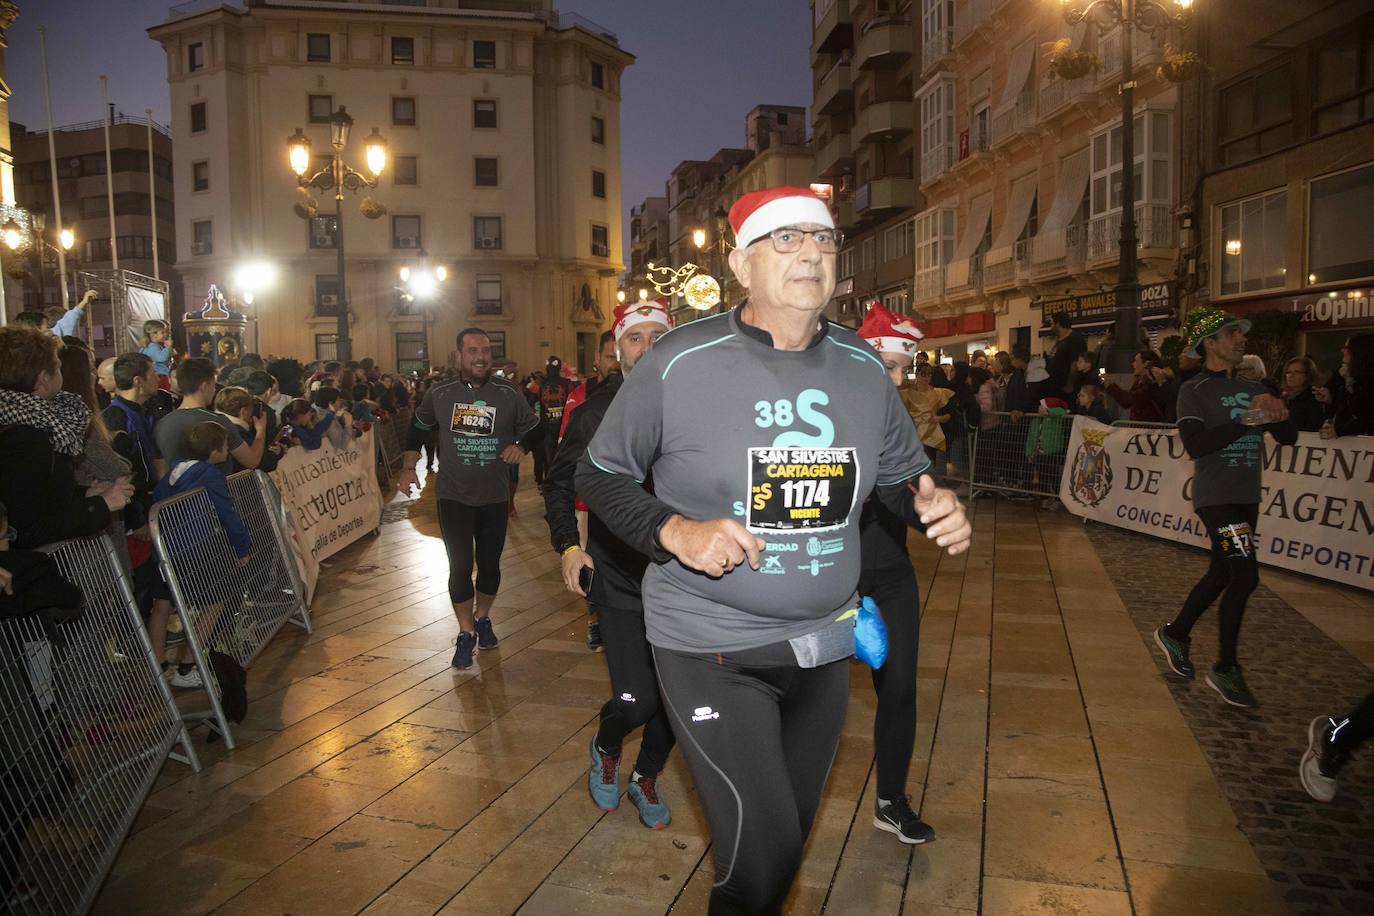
[543,297,677,830]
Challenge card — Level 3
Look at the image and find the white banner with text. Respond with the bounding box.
[269,428,383,600]
[1059,417,1374,591]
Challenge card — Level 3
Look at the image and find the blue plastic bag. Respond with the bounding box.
[855,596,888,669]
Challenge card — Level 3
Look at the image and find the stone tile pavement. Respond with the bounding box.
[91,473,1370,914]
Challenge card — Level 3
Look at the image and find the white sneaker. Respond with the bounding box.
[168,666,203,689]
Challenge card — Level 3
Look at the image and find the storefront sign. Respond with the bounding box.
[1038,281,1176,318]
[269,428,384,600]
[1294,291,1374,330]
[1060,417,1374,591]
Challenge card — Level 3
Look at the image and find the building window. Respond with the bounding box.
[192,160,209,192]
[474,216,503,249]
[307,33,331,62]
[309,215,338,249]
[777,111,789,126]
[190,101,207,134]
[918,77,956,181]
[392,97,416,126]
[884,219,915,262]
[392,215,422,249]
[476,274,503,314]
[487,331,507,361]
[591,223,609,257]
[315,334,339,361]
[591,61,605,88]
[191,220,213,255]
[473,100,497,129]
[1309,163,1374,284]
[839,248,855,278]
[308,94,333,123]
[474,157,499,187]
[394,155,418,185]
[1313,24,1374,136]
[591,116,605,144]
[861,237,876,271]
[396,332,427,374]
[1218,63,1294,166]
[188,42,204,71]
[392,36,414,65]
[592,169,606,199]
[1218,189,1287,297]
[1090,111,1172,216]
[473,39,496,68]
[315,275,341,315]
[915,207,956,299]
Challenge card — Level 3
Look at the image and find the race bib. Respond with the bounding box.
[544,405,563,422]
[450,403,496,437]
[746,447,858,533]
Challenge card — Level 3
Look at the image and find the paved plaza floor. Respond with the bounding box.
[94,468,1372,915]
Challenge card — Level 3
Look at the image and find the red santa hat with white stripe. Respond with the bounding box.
[728,186,834,249]
[612,297,673,341]
[857,302,924,356]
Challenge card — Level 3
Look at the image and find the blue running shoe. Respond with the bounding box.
[588,738,620,811]
[627,774,671,829]
[474,616,499,649]
[452,631,476,670]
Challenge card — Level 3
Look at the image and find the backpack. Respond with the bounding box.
[206,650,248,733]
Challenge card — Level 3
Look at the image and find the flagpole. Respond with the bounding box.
[100,75,118,271]
[146,109,159,280]
[39,27,70,307]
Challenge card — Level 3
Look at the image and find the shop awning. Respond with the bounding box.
[952,193,993,262]
[995,38,1036,111]
[986,173,1038,265]
[1030,148,1090,263]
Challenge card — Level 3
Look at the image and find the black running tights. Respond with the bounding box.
[653,641,849,916]
[594,605,675,778]
[1167,503,1260,671]
[436,498,508,605]
[858,560,920,802]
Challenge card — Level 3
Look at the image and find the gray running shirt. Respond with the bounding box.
[414,376,537,506]
[583,309,931,653]
[1176,371,1268,508]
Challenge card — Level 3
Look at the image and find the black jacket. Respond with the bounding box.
[543,372,649,611]
[1004,368,1037,413]
[0,425,111,549]
[1284,387,1326,433]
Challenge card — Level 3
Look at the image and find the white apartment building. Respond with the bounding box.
[148,0,631,375]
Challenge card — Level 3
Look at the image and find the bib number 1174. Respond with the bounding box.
[780,479,830,508]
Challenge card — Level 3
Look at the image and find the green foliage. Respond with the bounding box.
[1244,309,1302,378]
[1160,334,1185,368]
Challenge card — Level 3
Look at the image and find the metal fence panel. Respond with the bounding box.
[1,535,198,915]
[968,411,1073,499]
[226,471,313,652]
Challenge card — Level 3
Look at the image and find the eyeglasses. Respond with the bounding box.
[754,226,844,255]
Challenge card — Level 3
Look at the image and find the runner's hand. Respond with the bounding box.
[659,516,764,578]
[499,444,525,464]
[396,467,421,497]
[561,548,594,595]
[912,474,972,556]
[1250,393,1287,422]
[0,567,12,596]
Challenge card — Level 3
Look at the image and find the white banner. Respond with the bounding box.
[125,286,167,353]
[269,428,382,600]
[1060,417,1374,591]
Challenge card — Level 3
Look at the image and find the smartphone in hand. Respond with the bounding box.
[578,566,594,595]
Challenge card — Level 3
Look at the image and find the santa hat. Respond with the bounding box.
[1041,397,1071,411]
[612,297,673,341]
[728,186,834,249]
[857,302,924,356]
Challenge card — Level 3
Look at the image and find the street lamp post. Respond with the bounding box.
[287,107,387,363]
[1061,0,1192,374]
[3,214,76,311]
[398,252,446,374]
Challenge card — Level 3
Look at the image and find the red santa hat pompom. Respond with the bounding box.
[857,302,924,356]
[612,297,673,341]
[728,186,835,249]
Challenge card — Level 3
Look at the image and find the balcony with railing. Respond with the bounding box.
[1098,27,1167,84]
[954,0,994,46]
[990,88,1037,148]
[1013,237,1034,282]
[922,143,956,185]
[1039,72,1097,120]
[983,255,1015,292]
[944,253,984,298]
[856,99,914,144]
[1087,203,1175,262]
[815,131,854,178]
[812,0,853,56]
[922,27,953,75]
[856,15,912,69]
[816,58,854,115]
[1030,222,1089,279]
[914,265,947,304]
[855,177,916,215]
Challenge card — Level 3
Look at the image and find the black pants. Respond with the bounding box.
[1167,503,1260,671]
[858,560,920,801]
[594,605,675,778]
[436,498,509,605]
[1331,691,1374,753]
[654,641,849,916]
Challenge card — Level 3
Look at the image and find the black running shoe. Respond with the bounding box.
[874,796,935,845]
[474,616,499,649]
[1153,626,1195,679]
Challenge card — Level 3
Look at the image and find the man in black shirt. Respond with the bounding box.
[1045,312,1087,400]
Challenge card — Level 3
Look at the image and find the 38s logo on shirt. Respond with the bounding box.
[753,389,835,448]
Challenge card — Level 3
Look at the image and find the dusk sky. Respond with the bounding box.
[6,0,813,252]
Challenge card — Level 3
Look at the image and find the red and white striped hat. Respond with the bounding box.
[612,297,673,341]
[858,302,924,356]
[728,186,834,249]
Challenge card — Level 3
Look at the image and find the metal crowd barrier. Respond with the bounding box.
[149,471,310,749]
[373,408,410,489]
[2,534,199,915]
[966,410,1073,500]
[1110,419,1177,430]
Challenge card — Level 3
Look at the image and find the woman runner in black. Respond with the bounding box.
[857,304,936,845]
